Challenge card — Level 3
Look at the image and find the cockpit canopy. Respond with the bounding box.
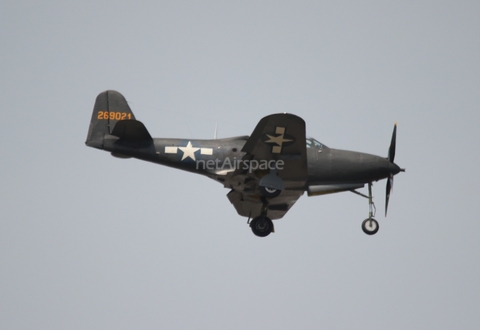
[306,137,327,150]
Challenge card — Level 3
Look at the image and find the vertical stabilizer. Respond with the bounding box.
[85,90,136,149]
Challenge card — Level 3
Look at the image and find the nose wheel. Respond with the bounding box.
[351,182,380,236]
[362,218,379,235]
[363,182,379,235]
[365,182,378,235]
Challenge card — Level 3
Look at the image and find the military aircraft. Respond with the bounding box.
[86,90,404,237]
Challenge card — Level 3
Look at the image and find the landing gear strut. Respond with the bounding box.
[353,182,379,235]
[362,182,379,235]
[248,200,274,237]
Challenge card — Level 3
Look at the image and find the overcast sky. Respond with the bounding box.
[1,1,479,329]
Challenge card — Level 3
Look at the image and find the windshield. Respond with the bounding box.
[306,137,327,150]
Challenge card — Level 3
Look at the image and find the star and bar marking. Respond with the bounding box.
[265,127,293,154]
[164,141,213,161]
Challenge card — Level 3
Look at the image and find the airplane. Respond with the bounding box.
[86,90,404,237]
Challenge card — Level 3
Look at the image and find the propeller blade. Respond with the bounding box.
[385,176,393,216]
[388,124,397,163]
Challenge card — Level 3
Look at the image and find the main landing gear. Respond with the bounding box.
[250,215,274,237]
[259,186,281,198]
[248,175,283,237]
[258,169,283,199]
[353,182,379,235]
[249,196,275,237]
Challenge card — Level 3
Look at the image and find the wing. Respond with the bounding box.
[226,113,307,220]
[227,189,304,220]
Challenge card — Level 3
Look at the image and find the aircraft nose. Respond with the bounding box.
[389,161,401,175]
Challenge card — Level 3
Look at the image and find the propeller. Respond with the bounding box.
[388,124,396,163]
[385,123,397,216]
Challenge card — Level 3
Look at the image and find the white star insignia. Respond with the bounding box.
[178,141,200,161]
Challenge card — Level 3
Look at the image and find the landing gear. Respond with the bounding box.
[249,194,275,237]
[259,186,281,198]
[363,182,378,235]
[351,182,379,236]
[250,216,273,237]
[259,170,283,198]
[362,218,379,235]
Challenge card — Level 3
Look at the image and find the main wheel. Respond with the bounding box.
[250,216,273,237]
[362,218,379,235]
[259,186,281,198]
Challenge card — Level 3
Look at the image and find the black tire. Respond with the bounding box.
[259,186,281,198]
[362,218,379,235]
[250,216,273,237]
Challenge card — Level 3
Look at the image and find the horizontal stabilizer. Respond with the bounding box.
[111,120,152,141]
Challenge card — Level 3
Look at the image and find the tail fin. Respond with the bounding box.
[85,90,137,149]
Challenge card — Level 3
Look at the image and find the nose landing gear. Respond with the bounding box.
[362,218,379,235]
[352,182,379,236]
[363,182,379,235]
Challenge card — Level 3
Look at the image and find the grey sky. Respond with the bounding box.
[1,1,479,329]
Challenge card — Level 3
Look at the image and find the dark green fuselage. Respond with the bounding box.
[100,134,399,189]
